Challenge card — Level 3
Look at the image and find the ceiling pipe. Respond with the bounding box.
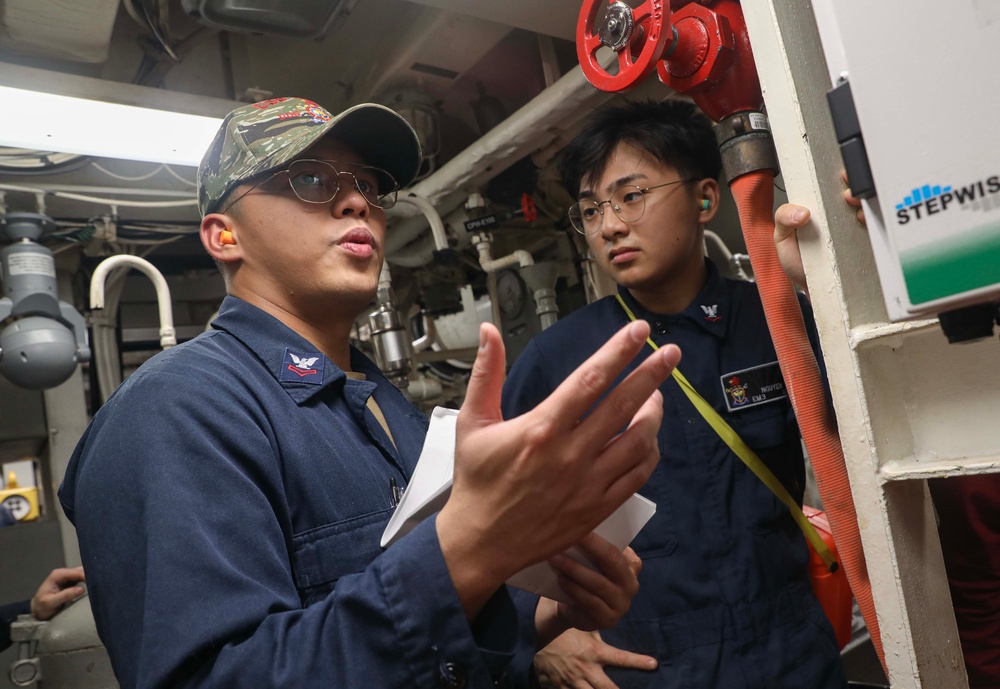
[394,193,449,251]
[384,60,617,260]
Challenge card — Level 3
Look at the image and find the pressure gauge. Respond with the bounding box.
[496,269,527,319]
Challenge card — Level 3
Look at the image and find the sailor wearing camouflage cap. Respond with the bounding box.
[196,96,422,325]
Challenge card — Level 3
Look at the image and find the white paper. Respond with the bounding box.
[380,406,657,603]
[505,492,656,603]
[380,407,459,548]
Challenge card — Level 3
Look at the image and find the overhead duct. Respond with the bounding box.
[0,0,120,63]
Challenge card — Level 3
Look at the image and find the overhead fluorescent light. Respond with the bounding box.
[0,85,223,167]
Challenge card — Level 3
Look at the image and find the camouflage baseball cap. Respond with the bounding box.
[197,97,422,215]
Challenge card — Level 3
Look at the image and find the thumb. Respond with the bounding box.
[774,203,810,241]
[458,323,506,430]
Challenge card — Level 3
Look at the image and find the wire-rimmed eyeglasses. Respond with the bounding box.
[220,159,400,214]
[568,178,695,235]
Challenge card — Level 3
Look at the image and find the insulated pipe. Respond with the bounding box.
[521,261,562,330]
[384,60,617,257]
[730,171,883,669]
[90,255,176,349]
[472,233,534,273]
[704,229,752,281]
[393,193,448,252]
[387,203,478,268]
[0,183,198,209]
[703,229,733,262]
[411,313,436,354]
[90,270,127,404]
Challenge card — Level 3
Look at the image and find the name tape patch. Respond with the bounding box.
[721,361,787,412]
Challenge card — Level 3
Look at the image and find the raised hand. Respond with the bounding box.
[437,321,680,618]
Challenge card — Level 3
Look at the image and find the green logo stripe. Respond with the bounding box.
[901,221,1000,304]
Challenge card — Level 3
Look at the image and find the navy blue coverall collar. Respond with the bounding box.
[616,258,732,341]
[210,295,382,407]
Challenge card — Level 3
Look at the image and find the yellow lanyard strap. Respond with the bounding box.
[616,294,837,572]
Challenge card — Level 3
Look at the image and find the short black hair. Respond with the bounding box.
[559,99,722,198]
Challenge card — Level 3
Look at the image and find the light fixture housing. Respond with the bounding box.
[0,85,224,167]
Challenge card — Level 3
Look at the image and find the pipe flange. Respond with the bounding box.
[714,111,779,183]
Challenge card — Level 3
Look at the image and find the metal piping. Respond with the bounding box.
[394,193,448,251]
[472,232,534,273]
[90,254,176,349]
[384,62,616,259]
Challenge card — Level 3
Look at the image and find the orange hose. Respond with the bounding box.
[730,171,886,673]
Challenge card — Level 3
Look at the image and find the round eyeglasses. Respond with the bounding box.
[220,159,400,214]
[567,178,695,235]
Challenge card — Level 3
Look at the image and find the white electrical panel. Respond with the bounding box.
[811,0,1000,321]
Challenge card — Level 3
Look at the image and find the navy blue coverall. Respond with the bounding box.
[60,296,523,689]
[502,260,847,689]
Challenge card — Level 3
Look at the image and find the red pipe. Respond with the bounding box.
[729,170,885,672]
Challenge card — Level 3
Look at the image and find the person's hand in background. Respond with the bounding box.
[842,170,866,225]
[774,171,867,298]
[30,567,85,621]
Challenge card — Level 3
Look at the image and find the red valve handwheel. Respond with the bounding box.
[577,0,671,92]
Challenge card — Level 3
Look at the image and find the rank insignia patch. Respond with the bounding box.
[280,348,325,384]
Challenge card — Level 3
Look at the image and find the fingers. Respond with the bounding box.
[842,188,866,225]
[537,321,652,430]
[46,566,85,587]
[46,585,84,607]
[621,547,641,577]
[840,170,859,204]
[550,536,642,631]
[551,547,633,603]
[457,323,507,431]
[574,533,634,578]
[585,385,666,510]
[31,579,85,621]
[572,340,679,456]
[553,630,658,672]
[841,170,867,225]
[535,629,655,689]
[535,640,620,689]
[602,647,659,671]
